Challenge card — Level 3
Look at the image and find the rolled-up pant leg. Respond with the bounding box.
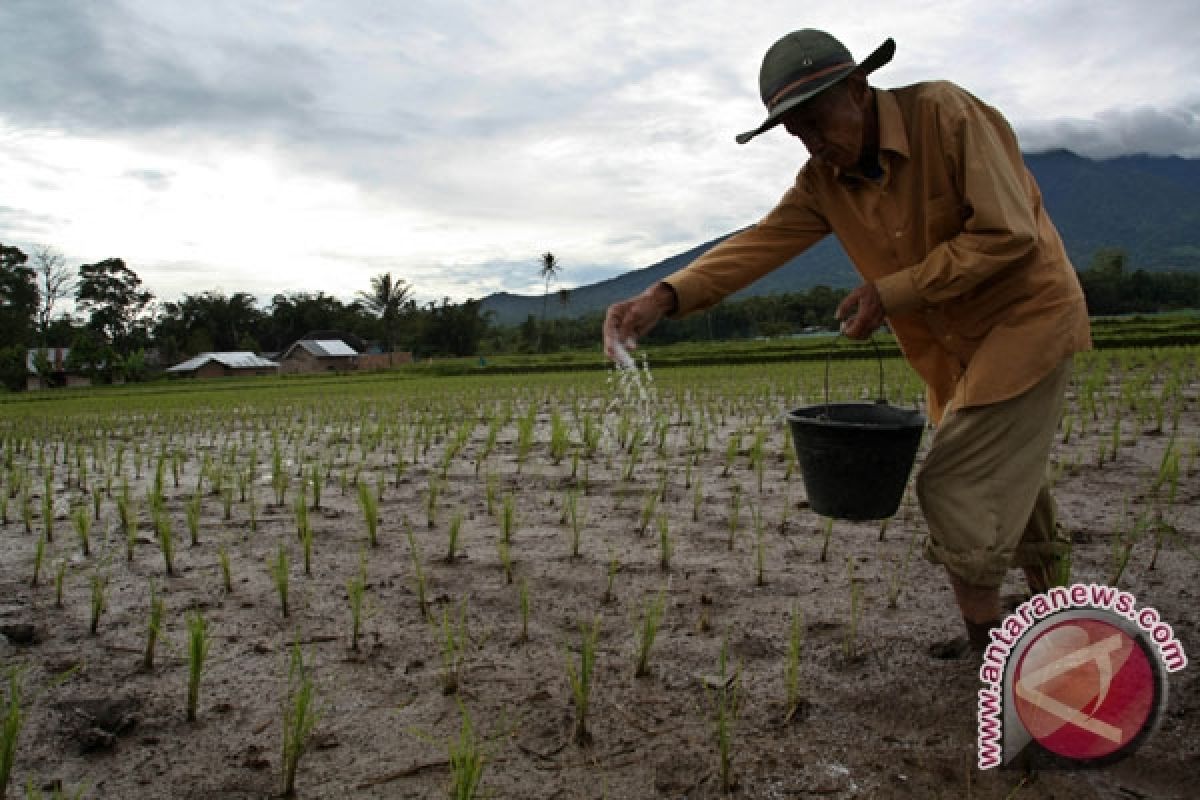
[917,358,1073,588]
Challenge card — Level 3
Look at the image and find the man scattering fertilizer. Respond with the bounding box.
[603,29,1091,658]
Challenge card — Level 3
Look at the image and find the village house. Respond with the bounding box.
[26,347,92,390]
[278,339,360,374]
[166,351,280,379]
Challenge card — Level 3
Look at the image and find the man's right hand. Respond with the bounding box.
[603,282,677,361]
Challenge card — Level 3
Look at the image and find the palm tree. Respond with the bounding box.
[538,252,560,352]
[356,273,412,352]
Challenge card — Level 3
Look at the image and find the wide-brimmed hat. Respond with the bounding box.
[736,30,895,145]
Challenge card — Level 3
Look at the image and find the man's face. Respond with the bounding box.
[780,75,869,169]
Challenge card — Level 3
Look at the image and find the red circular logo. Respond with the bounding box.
[1013,617,1157,762]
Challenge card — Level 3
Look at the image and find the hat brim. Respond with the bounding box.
[735,37,895,145]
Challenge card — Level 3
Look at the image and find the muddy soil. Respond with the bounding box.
[0,365,1196,799]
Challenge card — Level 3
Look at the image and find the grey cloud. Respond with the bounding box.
[0,1,320,136]
[0,205,64,241]
[123,169,173,191]
[1020,102,1200,158]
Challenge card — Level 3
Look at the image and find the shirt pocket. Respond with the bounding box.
[922,194,965,249]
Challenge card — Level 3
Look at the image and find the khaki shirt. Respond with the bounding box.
[665,81,1092,423]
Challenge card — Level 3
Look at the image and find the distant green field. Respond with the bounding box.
[0,311,1194,412]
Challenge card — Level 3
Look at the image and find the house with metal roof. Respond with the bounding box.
[279,339,359,374]
[166,352,280,379]
[26,347,92,390]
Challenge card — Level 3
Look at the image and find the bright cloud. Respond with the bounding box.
[1,0,1197,307]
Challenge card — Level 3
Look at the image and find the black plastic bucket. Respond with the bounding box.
[785,340,925,520]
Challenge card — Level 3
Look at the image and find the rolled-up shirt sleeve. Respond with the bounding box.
[664,183,831,317]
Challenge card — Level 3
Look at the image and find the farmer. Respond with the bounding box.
[602,29,1091,657]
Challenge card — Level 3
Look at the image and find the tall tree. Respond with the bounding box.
[0,243,40,347]
[537,252,560,352]
[154,291,265,359]
[355,273,412,352]
[32,246,76,343]
[76,258,154,352]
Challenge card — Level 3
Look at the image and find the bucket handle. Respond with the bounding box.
[823,336,887,408]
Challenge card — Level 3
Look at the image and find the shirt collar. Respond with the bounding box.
[832,88,910,184]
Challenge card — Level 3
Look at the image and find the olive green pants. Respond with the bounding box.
[918,358,1073,588]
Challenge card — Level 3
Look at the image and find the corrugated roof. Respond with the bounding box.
[295,339,357,358]
[167,352,279,373]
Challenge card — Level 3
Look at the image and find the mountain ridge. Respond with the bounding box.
[480,151,1200,326]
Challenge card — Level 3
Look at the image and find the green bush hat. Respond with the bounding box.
[736,29,895,144]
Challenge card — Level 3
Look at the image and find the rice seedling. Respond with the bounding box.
[622,435,642,484]
[293,481,310,542]
[438,600,469,694]
[20,487,32,536]
[722,433,739,478]
[185,611,210,722]
[214,540,232,593]
[30,534,45,588]
[448,702,485,800]
[405,523,429,619]
[155,508,175,577]
[119,490,138,563]
[549,410,570,465]
[645,509,669,575]
[446,511,464,563]
[565,614,600,745]
[88,570,108,634]
[500,493,516,545]
[300,519,314,577]
[819,517,834,563]
[563,489,583,559]
[515,404,536,473]
[221,485,234,521]
[886,534,919,609]
[633,588,666,678]
[71,504,91,558]
[1053,531,1074,586]
[727,485,741,550]
[143,581,165,671]
[497,534,513,585]
[53,560,66,609]
[40,478,53,543]
[604,551,619,604]
[269,543,290,618]
[844,557,863,661]
[637,489,658,536]
[749,429,766,494]
[247,490,259,533]
[711,637,741,794]
[1,669,25,800]
[90,484,102,522]
[346,555,367,652]
[484,470,498,517]
[280,640,319,798]
[357,481,379,548]
[308,462,322,511]
[22,778,87,799]
[425,476,441,528]
[783,604,804,722]
[185,492,202,547]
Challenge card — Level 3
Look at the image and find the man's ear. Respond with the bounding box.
[845,71,870,105]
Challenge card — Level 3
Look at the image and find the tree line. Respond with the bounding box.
[1,241,1195,390]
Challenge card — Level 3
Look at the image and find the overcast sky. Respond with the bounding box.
[2,1,1198,309]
